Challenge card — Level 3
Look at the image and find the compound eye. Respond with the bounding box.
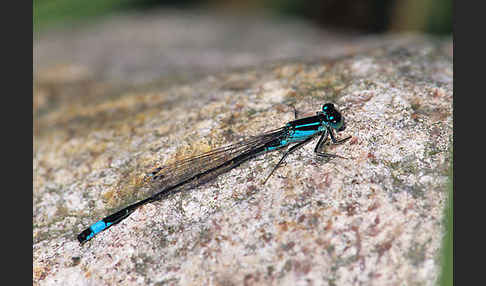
[328,111,344,130]
[329,113,340,124]
[322,103,334,112]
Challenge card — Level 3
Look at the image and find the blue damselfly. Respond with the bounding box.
[77,103,351,243]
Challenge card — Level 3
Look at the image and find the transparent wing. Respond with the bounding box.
[143,127,287,196]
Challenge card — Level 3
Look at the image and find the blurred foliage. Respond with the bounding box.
[438,149,453,286]
[33,0,201,30]
[34,0,452,35]
[34,0,134,29]
[426,0,453,34]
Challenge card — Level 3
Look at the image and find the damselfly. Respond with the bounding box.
[77,103,351,243]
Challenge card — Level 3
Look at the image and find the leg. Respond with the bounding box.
[291,104,299,119]
[327,126,352,145]
[314,129,349,159]
[263,135,316,184]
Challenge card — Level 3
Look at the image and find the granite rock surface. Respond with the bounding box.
[34,10,452,286]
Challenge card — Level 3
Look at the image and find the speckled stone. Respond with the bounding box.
[34,11,452,286]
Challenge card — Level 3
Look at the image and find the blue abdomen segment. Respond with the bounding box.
[91,220,112,235]
[78,201,143,243]
[78,220,113,243]
[265,139,289,151]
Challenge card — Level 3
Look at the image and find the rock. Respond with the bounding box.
[34,11,452,286]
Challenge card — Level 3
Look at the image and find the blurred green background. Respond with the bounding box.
[34,0,452,35]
